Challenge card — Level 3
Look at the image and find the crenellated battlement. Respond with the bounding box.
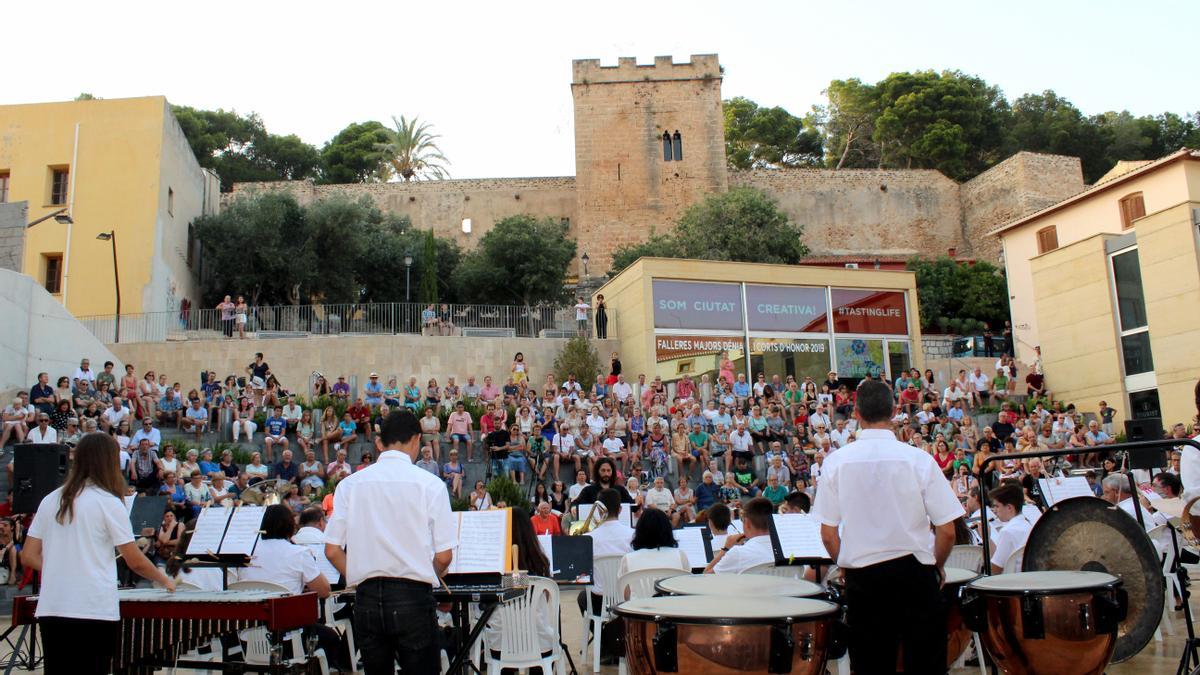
[571,54,721,85]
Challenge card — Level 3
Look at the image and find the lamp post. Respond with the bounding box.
[25,208,73,229]
[581,251,590,279]
[404,251,414,302]
[96,231,120,343]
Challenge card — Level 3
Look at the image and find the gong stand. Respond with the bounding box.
[977,438,1200,673]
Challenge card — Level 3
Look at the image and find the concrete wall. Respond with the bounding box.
[110,334,619,399]
[1134,202,1200,426]
[0,267,122,397]
[1031,234,1126,423]
[227,177,577,252]
[962,152,1084,266]
[0,201,26,272]
[1000,157,1196,364]
[732,168,962,258]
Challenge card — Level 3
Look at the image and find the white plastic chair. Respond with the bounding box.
[617,568,682,600]
[1002,546,1025,574]
[947,544,984,573]
[485,576,564,675]
[322,595,359,674]
[228,581,323,674]
[740,561,805,579]
[581,555,623,673]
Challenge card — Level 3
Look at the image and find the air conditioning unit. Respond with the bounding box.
[844,263,859,269]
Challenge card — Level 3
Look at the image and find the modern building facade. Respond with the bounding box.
[597,258,922,391]
[0,96,220,318]
[996,149,1200,428]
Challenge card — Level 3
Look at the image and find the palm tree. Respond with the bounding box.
[375,115,450,181]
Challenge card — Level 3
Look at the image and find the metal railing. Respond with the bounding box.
[76,302,614,344]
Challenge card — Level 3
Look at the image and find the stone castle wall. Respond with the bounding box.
[962,152,1085,263]
[0,202,27,272]
[731,168,963,258]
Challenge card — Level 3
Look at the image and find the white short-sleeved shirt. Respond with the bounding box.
[28,484,134,620]
[103,407,130,428]
[602,437,625,456]
[713,534,776,574]
[28,426,58,443]
[968,373,990,393]
[553,434,576,455]
[237,538,321,595]
[585,519,634,594]
[730,431,753,453]
[325,450,456,586]
[989,514,1034,570]
[1182,437,1200,502]
[644,487,674,511]
[812,428,964,568]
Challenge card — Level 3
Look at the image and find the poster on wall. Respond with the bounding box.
[831,289,908,335]
[654,335,746,386]
[748,338,831,382]
[835,338,885,379]
[652,280,743,331]
[745,285,828,333]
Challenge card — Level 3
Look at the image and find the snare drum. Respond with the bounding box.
[655,573,824,599]
[961,571,1126,675]
[614,595,839,675]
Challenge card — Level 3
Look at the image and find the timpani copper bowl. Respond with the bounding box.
[654,573,825,599]
[613,595,839,675]
[960,570,1126,675]
[938,566,981,669]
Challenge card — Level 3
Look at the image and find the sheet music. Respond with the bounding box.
[450,509,510,574]
[125,495,137,516]
[219,505,265,556]
[186,507,230,555]
[304,543,342,584]
[1039,477,1094,506]
[537,534,556,575]
[771,514,830,560]
[675,527,711,569]
[728,520,743,534]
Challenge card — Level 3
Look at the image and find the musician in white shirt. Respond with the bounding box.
[705,497,776,574]
[325,411,455,675]
[989,483,1035,574]
[812,380,963,674]
[617,509,689,588]
[1102,473,1170,555]
[21,433,173,674]
[292,506,327,545]
[579,488,634,664]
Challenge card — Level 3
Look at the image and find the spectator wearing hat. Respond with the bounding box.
[331,376,351,403]
[364,374,384,406]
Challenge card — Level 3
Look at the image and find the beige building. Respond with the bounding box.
[596,258,922,390]
[997,149,1200,428]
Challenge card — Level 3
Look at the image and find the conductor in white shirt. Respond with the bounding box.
[325,411,456,675]
[812,380,964,674]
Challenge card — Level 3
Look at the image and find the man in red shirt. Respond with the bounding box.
[530,500,562,536]
[898,384,921,417]
[348,398,372,441]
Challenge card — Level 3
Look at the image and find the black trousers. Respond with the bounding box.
[595,310,608,339]
[354,577,439,675]
[843,555,946,675]
[40,616,120,674]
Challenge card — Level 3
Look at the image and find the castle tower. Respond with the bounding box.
[571,55,728,274]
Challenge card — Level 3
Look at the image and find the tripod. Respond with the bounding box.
[0,617,40,674]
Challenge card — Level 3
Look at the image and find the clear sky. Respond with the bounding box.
[5,0,1193,179]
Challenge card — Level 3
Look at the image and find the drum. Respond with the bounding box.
[655,573,824,599]
[614,595,839,675]
[961,571,1126,675]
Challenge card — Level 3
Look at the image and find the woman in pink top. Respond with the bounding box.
[719,350,735,391]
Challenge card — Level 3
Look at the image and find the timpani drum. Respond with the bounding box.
[655,573,824,599]
[614,595,839,675]
[961,571,1126,675]
[939,567,980,669]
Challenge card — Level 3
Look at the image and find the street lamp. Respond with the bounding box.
[404,251,414,302]
[581,251,590,279]
[96,231,120,343]
[25,208,73,229]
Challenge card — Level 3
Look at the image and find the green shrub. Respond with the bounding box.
[450,496,471,512]
[553,337,602,393]
[486,475,528,509]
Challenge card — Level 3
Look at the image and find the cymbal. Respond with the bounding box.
[1023,496,1164,663]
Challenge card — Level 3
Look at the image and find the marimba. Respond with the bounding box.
[12,588,319,674]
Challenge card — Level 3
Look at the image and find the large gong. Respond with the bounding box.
[1022,496,1164,663]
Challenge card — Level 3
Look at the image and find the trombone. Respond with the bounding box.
[568,500,608,535]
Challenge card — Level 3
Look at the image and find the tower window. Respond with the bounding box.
[662,132,673,162]
[673,130,682,161]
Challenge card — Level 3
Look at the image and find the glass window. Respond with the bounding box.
[1129,389,1161,420]
[887,341,912,382]
[835,338,885,379]
[50,168,69,206]
[748,338,830,384]
[745,285,827,332]
[1111,250,1147,330]
[652,280,743,330]
[1120,332,1154,375]
[831,289,908,335]
[653,335,746,389]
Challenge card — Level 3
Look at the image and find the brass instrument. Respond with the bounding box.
[568,500,608,535]
[239,478,295,506]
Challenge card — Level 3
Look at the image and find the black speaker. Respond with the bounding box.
[1124,417,1164,443]
[13,443,70,514]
